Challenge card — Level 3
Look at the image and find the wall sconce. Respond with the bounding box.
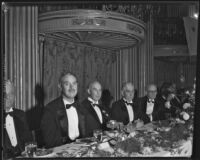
[193,13,198,19]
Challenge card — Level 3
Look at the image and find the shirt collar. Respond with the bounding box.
[6,107,13,113]
[63,98,75,106]
[123,98,133,103]
[88,97,99,104]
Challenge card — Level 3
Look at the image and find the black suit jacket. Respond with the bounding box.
[80,99,110,137]
[41,96,86,148]
[3,108,32,159]
[156,95,181,119]
[136,96,165,124]
[111,99,139,125]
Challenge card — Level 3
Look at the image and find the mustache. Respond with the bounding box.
[68,89,76,92]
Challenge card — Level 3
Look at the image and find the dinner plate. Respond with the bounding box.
[34,149,55,158]
[76,137,96,143]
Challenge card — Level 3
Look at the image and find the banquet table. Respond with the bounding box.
[20,119,193,158]
[50,138,192,157]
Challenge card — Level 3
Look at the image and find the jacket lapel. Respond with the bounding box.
[12,110,24,151]
[143,96,148,113]
[86,99,102,124]
[119,99,129,123]
[56,97,68,137]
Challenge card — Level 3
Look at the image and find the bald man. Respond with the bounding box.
[111,82,140,125]
[3,80,32,159]
[136,84,165,124]
[80,81,110,137]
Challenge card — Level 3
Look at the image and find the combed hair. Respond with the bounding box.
[87,80,102,90]
[145,83,157,91]
[121,82,134,91]
[58,71,78,84]
[160,82,175,97]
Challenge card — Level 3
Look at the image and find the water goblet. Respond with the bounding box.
[93,129,103,142]
[25,142,37,157]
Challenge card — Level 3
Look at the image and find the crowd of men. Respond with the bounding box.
[3,72,190,158]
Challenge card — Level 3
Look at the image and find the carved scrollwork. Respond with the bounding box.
[127,23,142,34]
[72,18,106,26]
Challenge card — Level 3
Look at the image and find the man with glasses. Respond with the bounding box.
[110,82,141,125]
[136,84,165,124]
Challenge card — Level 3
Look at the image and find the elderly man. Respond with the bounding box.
[80,81,110,137]
[136,84,165,124]
[3,80,32,159]
[41,72,86,148]
[111,82,140,125]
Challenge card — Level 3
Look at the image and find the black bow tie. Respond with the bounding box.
[92,103,100,108]
[5,111,14,117]
[147,99,155,103]
[65,103,75,109]
[124,101,133,106]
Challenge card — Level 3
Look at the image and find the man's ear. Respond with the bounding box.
[87,88,90,95]
[121,90,124,97]
[58,83,62,91]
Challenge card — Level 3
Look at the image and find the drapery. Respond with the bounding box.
[114,17,154,98]
[43,38,116,105]
[4,5,40,111]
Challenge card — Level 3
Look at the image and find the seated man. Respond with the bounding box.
[3,80,32,159]
[136,84,165,124]
[111,82,141,125]
[157,82,182,119]
[80,81,110,137]
[41,72,86,148]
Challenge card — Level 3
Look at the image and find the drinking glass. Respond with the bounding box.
[25,142,37,157]
[109,120,117,130]
[117,122,124,132]
[93,129,103,142]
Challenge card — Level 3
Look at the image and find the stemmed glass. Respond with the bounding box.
[93,129,103,142]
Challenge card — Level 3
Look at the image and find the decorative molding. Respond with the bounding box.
[39,9,145,50]
[72,18,106,26]
[127,23,142,34]
[154,45,189,57]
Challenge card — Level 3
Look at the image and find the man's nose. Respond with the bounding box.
[69,84,74,89]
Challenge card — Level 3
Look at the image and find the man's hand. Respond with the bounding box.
[165,101,171,109]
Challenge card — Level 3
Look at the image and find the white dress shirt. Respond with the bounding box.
[88,97,103,124]
[123,98,134,122]
[63,99,79,140]
[5,108,18,147]
[146,101,155,122]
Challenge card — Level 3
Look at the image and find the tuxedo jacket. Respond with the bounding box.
[110,99,140,125]
[3,108,32,159]
[156,95,181,119]
[41,96,86,148]
[80,99,110,137]
[136,96,166,124]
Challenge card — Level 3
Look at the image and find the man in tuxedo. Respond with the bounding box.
[156,82,182,119]
[137,84,165,124]
[80,81,110,137]
[3,80,32,159]
[41,72,86,148]
[111,82,141,125]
